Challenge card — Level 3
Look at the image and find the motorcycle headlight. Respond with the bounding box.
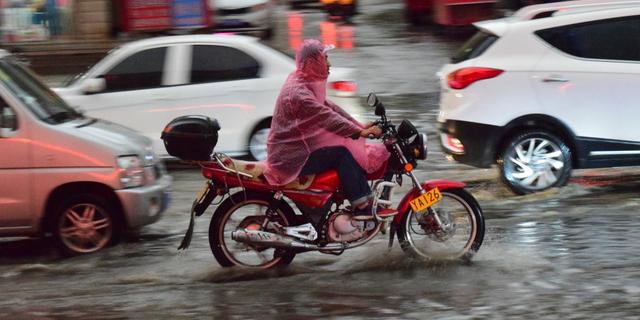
[409,133,428,160]
[118,155,146,188]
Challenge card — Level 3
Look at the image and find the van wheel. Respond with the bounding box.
[500,130,572,195]
[52,194,119,256]
[248,119,271,161]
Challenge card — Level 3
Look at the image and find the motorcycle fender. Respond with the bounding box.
[191,180,217,217]
[393,179,466,224]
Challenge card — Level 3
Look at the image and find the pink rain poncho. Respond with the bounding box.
[264,39,390,186]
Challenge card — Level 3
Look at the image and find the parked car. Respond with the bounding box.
[322,0,358,20]
[54,34,362,161]
[0,51,171,256]
[437,5,640,194]
[209,0,275,39]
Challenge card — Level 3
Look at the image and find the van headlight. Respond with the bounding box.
[118,155,146,188]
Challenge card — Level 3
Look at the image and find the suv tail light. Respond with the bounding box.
[447,67,503,90]
[330,81,357,92]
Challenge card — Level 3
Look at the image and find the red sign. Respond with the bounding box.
[119,0,172,31]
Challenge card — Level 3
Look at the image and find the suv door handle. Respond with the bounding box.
[542,76,569,83]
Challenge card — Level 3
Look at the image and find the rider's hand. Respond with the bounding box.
[363,121,375,129]
[360,126,383,138]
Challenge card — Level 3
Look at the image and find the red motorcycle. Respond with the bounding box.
[161,93,485,269]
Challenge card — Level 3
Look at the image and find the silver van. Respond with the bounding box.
[0,51,172,256]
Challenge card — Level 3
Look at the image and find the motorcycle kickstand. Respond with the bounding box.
[387,223,396,250]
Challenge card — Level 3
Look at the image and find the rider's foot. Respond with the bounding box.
[352,205,398,221]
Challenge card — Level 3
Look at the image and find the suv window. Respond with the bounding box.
[102,47,167,92]
[451,31,498,63]
[536,16,640,61]
[190,45,260,84]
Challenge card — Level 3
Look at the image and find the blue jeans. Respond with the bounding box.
[300,146,371,206]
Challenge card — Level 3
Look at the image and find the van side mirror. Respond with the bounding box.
[0,106,17,138]
[81,78,106,94]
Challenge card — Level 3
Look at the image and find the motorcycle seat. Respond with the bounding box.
[220,157,316,190]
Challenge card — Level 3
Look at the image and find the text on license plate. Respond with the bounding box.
[409,188,442,213]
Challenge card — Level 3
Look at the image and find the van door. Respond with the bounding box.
[0,95,32,230]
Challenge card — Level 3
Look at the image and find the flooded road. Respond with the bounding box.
[3,171,640,319]
[3,0,640,319]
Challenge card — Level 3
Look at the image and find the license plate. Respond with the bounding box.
[410,188,442,213]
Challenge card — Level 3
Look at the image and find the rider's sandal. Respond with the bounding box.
[352,205,398,221]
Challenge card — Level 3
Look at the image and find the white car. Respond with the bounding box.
[210,0,275,39]
[54,35,362,161]
[437,5,640,194]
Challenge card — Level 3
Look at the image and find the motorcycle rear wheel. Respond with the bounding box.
[398,188,484,262]
[209,191,297,268]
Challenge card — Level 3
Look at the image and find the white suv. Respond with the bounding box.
[438,6,640,194]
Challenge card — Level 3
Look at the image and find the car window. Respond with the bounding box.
[190,45,260,84]
[451,31,498,63]
[101,47,167,92]
[536,16,640,61]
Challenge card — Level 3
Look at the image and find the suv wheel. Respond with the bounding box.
[52,194,119,256]
[500,130,572,195]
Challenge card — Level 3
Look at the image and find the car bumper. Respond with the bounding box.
[438,119,501,168]
[116,174,172,229]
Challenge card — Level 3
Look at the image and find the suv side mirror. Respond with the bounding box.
[0,106,17,138]
[81,78,106,94]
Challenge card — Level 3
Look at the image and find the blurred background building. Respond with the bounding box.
[0,0,564,75]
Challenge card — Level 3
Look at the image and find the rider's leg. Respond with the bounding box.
[299,146,371,209]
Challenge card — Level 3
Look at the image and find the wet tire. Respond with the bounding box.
[209,192,297,268]
[397,188,484,262]
[500,130,572,195]
[52,194,119,256]
[247,119,271,161]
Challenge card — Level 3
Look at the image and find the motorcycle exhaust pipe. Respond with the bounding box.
[232,229,316,249]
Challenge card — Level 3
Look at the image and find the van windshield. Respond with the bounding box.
[0,59,82,124]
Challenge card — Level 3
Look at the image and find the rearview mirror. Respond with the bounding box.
[0,106,17,138]
[81,78,106,94]
[367,92,386,116]
[367,92,379,107]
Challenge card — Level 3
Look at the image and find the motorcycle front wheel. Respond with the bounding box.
[398,188,484,262]
[209,191,297,269]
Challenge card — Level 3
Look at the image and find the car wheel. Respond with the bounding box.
[248,119,271,161]
[52,193,120,256]
[500,130,572,195]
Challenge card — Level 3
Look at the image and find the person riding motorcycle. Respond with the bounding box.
[264,39,394,220]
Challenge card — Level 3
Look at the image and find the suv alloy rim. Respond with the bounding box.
[506,137,565,190]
